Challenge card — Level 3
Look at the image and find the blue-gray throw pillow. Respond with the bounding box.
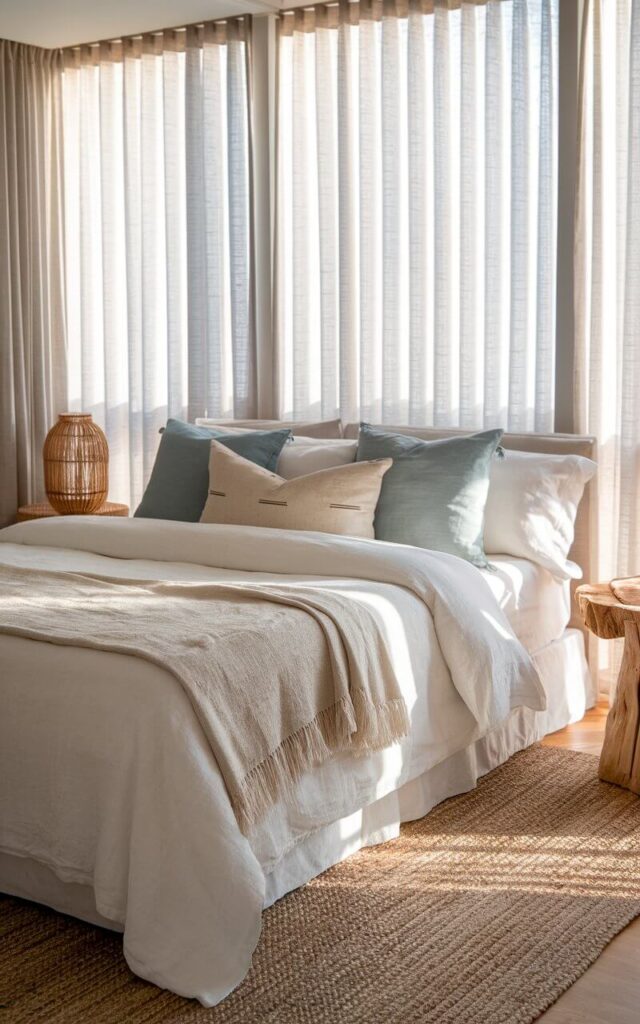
[135,419,291,522]
[356,424,504,567]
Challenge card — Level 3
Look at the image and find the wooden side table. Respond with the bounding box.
[577,576,640,795]
[16,501,129,523]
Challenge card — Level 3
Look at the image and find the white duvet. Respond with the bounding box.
[0,518,545,1005]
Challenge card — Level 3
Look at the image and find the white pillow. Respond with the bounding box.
[276,436,358,479]
[483,449,596,580]
[191,428,358,477]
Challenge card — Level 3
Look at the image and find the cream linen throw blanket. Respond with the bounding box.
[0,563,409,833]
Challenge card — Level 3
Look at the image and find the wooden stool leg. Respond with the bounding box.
[599,620,640,794]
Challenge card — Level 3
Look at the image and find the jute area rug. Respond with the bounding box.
[2,746,640,1024]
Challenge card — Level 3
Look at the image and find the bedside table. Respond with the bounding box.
[577,576,640,796]
[16,501,129,523]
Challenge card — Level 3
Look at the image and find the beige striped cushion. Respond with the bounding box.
[200,441,391,539]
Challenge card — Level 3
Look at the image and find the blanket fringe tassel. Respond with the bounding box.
[236,692,410,834]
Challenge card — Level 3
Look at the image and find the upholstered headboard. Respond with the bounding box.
[343,424,598,637]
[195,418,344,438]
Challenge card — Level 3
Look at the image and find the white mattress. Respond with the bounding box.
[481,555,571,654]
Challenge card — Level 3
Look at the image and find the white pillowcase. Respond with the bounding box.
[276,436,358,479]
[191,428,358,478]
[483,450,597,580]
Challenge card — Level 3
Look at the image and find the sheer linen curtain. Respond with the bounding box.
[61,19,255,509]
[575,0,640,694]
[275,0,559,428]
[0,41,67,527]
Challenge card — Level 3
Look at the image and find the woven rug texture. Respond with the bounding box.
[2,745,640,1024]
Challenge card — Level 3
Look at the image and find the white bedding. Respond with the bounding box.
[0,627,594,926]
[0,518,548,1005]
[482,556,571,654]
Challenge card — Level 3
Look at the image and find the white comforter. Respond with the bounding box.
[0,518,545,1004]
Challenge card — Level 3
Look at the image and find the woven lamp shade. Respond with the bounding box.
[43,414,109,514]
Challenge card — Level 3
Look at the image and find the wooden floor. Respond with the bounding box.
[537,703,640,1023]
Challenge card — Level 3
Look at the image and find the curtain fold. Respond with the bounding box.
[275,0,559,428]
[61,18,255,508]
[575,0,640,695]
[0,40,68,526]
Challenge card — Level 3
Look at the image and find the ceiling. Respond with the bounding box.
[0,0,283,48]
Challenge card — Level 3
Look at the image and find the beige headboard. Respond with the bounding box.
[195,418,344,438]
[343,423,598,637]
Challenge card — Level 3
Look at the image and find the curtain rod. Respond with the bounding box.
[277,0,487,16]
[64,14,248,53]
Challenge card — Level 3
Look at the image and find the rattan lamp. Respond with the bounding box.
[43,413,109,514]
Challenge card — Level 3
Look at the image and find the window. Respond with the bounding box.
[276,0,559,430]
[61,21,253,505]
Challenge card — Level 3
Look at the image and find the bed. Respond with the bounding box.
[0,426,596,1006]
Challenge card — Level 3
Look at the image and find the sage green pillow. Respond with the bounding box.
[356,424,503,566]
[135,418,291,522]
